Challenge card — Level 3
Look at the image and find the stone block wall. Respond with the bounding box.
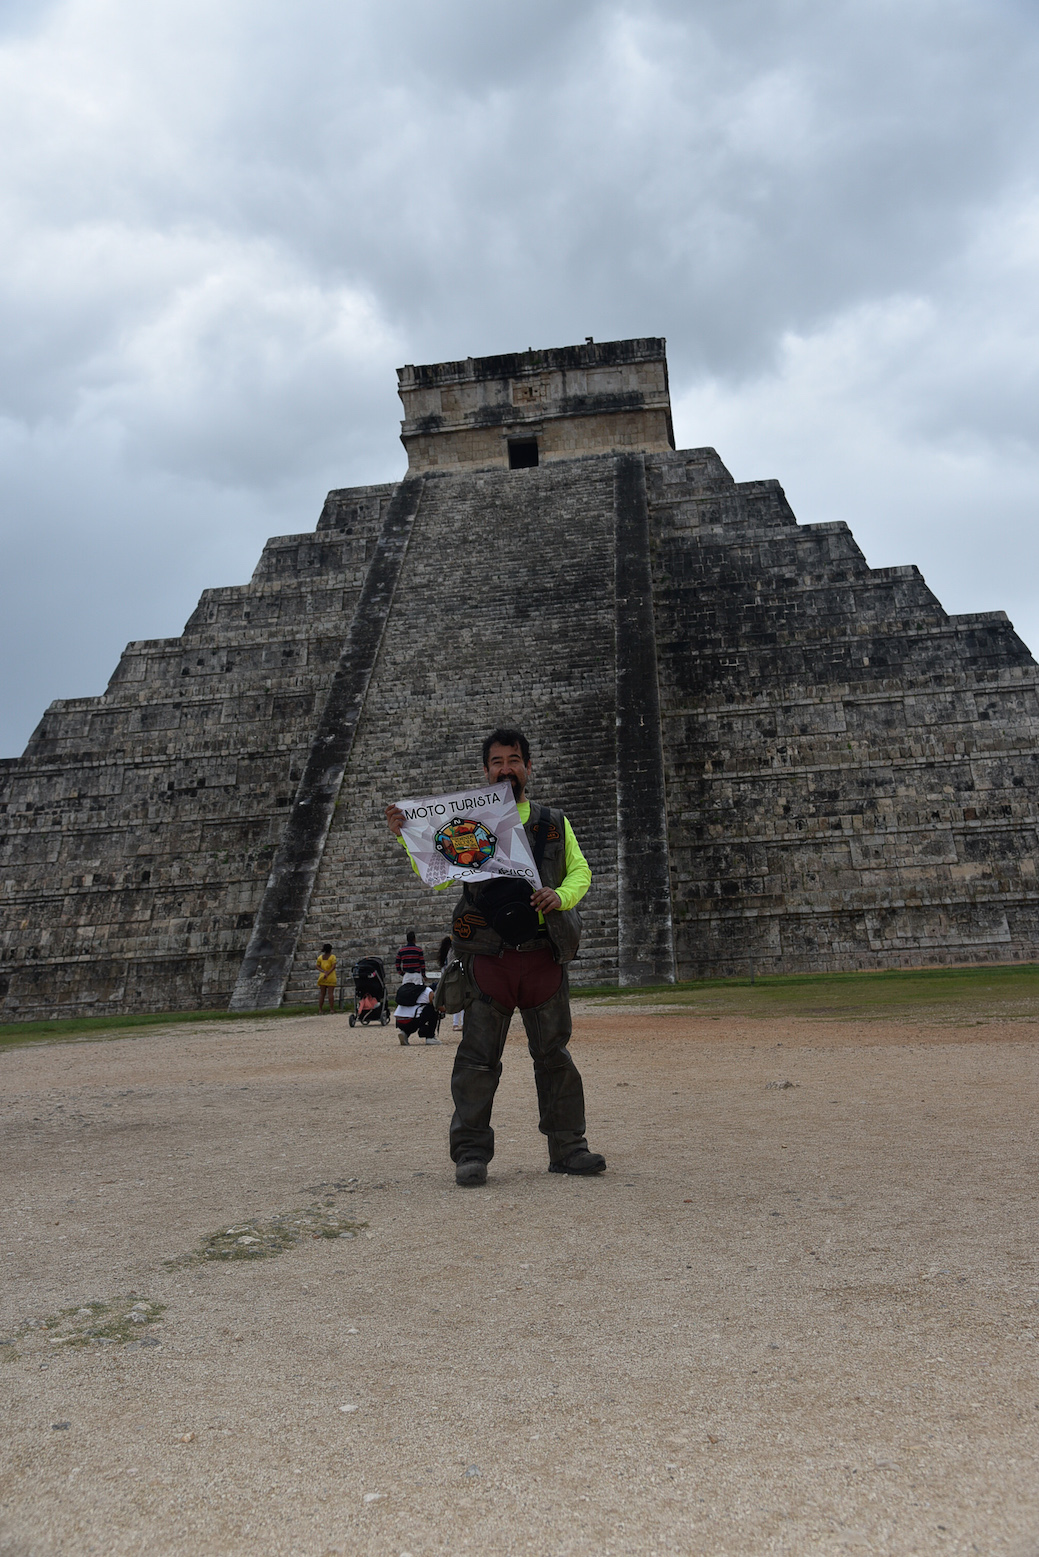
[0,486,393,1019]
[401,407,675,475]
[398,338,675,472]
[648,449,1039,975]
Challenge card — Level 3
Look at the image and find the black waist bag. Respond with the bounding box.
[475,878,542,948]
[452,805,581,963]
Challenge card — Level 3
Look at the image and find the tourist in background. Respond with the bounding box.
[393,979,441,1046]
[438,934,463,1033]
[316,943,337,1012]
[395,930,426,980]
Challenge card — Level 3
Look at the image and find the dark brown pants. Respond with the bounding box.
[448,945,588,1165]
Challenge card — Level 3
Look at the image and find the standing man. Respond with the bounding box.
[395,930,426,981]
[386,727,606,1186]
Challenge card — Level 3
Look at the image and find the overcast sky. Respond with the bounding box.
[2,0,1039,754]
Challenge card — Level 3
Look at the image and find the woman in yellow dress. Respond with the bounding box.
[316,943,337,1012]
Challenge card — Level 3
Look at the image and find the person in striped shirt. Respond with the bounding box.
[395,931,426,980]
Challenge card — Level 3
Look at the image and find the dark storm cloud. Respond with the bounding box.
[2,0,1039,750]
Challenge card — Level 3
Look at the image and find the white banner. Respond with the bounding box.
[395,782,542,890]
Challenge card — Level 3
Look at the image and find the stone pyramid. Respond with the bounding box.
[2,338,1037,1020]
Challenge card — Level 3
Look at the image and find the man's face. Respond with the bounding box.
[485,742,532,801]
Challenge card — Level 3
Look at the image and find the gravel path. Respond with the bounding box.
[1,1007,1038,1556]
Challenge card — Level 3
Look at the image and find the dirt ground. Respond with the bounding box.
[1,1003,1038,1557]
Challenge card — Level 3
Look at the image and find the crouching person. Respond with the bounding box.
[393,980,441,1047]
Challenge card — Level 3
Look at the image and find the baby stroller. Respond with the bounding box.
[348,957,390,1027]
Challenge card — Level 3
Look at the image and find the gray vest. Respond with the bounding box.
[450,801,583,964]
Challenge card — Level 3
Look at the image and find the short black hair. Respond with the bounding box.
[482,727,530,767]
[406,930,416,944]
[321,943,332,954]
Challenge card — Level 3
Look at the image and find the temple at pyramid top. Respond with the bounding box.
[396,336,675,472]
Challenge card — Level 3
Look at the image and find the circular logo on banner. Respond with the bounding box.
[434,816,498,869]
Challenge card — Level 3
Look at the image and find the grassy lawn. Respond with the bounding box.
[0,1004,321,1053]
[571,962,1039,1023]
[4,964,1039,1052]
